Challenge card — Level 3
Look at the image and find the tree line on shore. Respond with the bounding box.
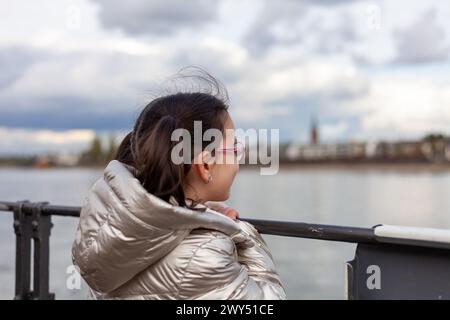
[77,134,118,166]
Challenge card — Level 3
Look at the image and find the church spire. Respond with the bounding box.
[310,114,319,145]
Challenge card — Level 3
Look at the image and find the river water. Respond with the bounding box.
[1,166,450,299]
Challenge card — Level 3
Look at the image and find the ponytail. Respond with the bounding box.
[131,115,189,206]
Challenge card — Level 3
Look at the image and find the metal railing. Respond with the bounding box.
[0,199,379,300]
[2,199,450,300]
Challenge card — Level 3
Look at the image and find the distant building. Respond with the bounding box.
[32,153,80,168]
[54,153,80,166]
[285,121,450,164]
[371,141,427,162]
[32,155,53,169]
[286,142,366,162]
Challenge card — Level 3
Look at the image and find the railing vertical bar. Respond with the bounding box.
[13,200,32,300]
[31,202,55,300]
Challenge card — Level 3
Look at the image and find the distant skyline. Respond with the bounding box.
[1,0,450,155]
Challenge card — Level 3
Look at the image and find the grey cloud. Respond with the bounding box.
[0,96,135,130]
[0,48,143,131]
[310,12,359,54]
[91,0,219,36]
[242,1,308,54]
[242,0,359,55]
[0,47,44,89]
[172,53,243,85]
[393,8,450,64]
[0,44,176,131]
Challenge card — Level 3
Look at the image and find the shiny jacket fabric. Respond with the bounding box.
[71,160,287,300]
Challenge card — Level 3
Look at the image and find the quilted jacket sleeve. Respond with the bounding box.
[177,220,287,300]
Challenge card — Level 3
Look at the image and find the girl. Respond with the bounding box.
[71,71,286,300]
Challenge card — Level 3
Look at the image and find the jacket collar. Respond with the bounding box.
[102,160,252,245]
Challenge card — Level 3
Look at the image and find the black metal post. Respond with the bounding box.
[31,201,55,300]
[13,200,33,300]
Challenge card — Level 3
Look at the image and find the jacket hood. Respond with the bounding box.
[72,160,252,293]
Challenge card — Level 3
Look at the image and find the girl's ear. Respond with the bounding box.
[193,151,215,184]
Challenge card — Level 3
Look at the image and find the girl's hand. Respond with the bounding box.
[205,201,240,220]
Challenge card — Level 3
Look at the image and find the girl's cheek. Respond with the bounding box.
[226,163,238,180]
[232,166,239,180]
[228,165,239,189]
[215,163,238,190]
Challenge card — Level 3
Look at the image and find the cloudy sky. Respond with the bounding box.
[1,0,450,155]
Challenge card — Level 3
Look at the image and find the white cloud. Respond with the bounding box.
[393,8,450,64]
[0,127,96,155]
[227,52,369,124]
[342,74,450,139]
[0,48,176,117]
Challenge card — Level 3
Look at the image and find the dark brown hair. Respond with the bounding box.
[115,68,229,208]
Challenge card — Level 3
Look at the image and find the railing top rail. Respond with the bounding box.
[4,200,450,249]
[1,201,80,217]
[0,200,377,245]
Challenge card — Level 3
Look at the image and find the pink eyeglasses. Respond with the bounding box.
[216,141,246,161]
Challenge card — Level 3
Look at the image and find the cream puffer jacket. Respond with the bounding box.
[71,160,287,299]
